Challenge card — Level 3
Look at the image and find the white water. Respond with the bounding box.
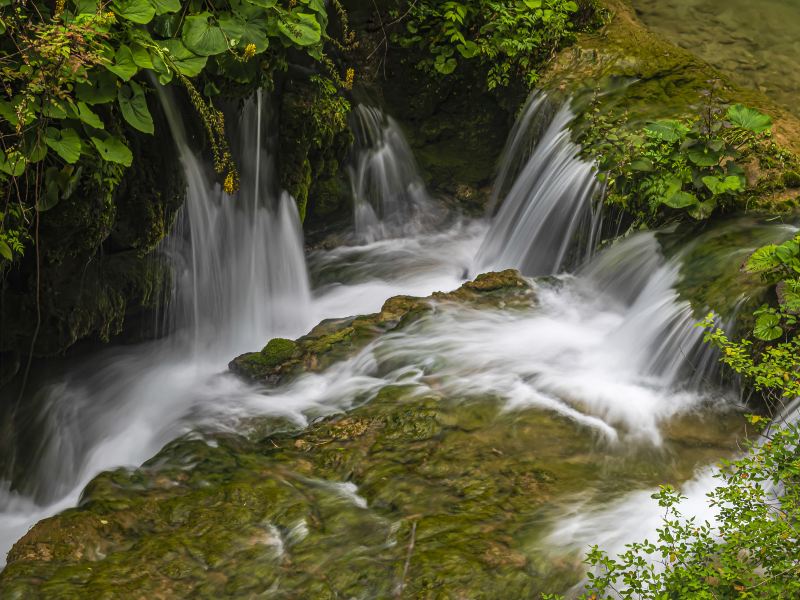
[0,92,781,586]
[348,105,442,242]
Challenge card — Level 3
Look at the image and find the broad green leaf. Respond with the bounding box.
[702,174,744,195]
[687,146,721,167]
[160,40,208,77]
[663,190,698,209]
[71,101,104,129]
[42,98,68,119]
[434,54,457,74]
[118,82,154,134]
[45,127,83,164]
[106,45,138,81]
[42,167,64,212]
[76,71,118,105]
[753,313,782,341]
[645,120,688,143]
[219,15,269,51]
[630,158,654,172]
[775,240,800,264]
[0,150,27,176]
[149,0,180,15]
[131,44,154,68]
[112,0,156,24]
[90,133,133,166]
[182,13,230,56]
[523,0,542,8]
[0,100,19,127]
[277,11,322,47]
[456,40,479,58]
[727,104,772,133]
[745,245,780,273]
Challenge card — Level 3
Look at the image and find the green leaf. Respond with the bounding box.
[76,71,118,105]
[663,190,698,209]
[182,13,231,56]
[702,174,744,195]
[71,101,104,129]
[456,40,479,58]
[218,14,269,52]
[112,0,156,24]
[753,313,782,341]
[131,43,154,69]
[434,54,458,74]
[523,0,542,8]
[106,45,139,81]
[727,104,772,133]
[778,279,800,312]
[90,133,133,166]
[118,81,154,134]
[245,0,277,6]
[45,127,83,164]
[745,245,780,273]
[0,150,27,176]
[0,240,12,261]
[630,158,654,172]
[645,120,688,143]
[277,11,322,47]
[41,98,68,119]
[687,146,722,167]
[149,0,180,14]
[160,40,208,77]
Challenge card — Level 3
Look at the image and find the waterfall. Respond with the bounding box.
[159,87,312,358]
[348,105,440,242]
[0,88,314,564]
[475,99,600,276]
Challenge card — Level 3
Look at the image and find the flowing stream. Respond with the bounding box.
[0,91,795,592]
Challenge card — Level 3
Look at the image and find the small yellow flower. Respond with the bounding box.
[243,43,257,61]
[344,67,355,90]
[223,171,237,194]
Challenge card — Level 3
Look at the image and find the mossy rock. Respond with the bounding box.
[229,270,536,384]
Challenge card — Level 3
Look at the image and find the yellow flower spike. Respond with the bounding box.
[243,43,257,61]
[223,171,237,195]
[344,67,355,90]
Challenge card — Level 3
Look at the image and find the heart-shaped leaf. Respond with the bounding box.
[45,127,82,164]
[118,81,154,134]
[90,133,133,166]
[112,0,156,24]
[182,13,230,56]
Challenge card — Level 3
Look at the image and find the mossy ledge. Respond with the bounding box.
[229,269,535,385]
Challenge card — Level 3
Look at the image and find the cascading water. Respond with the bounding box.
[475,99,600,276]
[0,88,314,563]
[348,105,441,242]
[1,87,794,597]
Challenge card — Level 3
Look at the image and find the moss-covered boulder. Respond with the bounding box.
[230,269,535,384]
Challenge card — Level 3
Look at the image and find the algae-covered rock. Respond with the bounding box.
[230,269,536,384]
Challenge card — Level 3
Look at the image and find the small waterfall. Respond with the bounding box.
[475,98,600,276]
[159,88,312,358]
[348,105,439,242]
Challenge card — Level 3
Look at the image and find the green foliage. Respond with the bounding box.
[580,90,775,225]
[0,0,352,266]
[393,0,602,90]
[742,233,800,342]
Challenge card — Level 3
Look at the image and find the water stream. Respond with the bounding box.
[0,92,793,593]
